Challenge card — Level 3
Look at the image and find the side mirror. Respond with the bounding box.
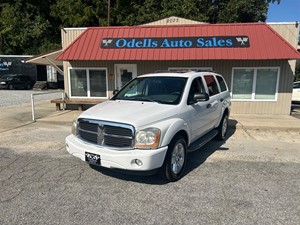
[113,89,119,95]
[194,93,209,102]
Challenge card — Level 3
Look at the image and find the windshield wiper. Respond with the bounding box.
[120,96,160,103]
[113,96,163,104]
[134,97,161,103]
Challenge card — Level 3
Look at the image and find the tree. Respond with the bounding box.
[50,0,109,27]
[0,0,282,55]
[0,0,60,55]
[208,0,281,23]
[112,0,162,26]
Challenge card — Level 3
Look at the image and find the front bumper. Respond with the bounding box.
[0,84,8,89]
[66,134,168,171]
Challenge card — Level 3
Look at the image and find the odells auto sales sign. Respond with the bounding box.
[101,36,250,48]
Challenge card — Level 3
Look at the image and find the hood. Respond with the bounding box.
[79,100,178,128]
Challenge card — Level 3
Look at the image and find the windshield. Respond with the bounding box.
[112,76,187,105]
[0,75,15,81]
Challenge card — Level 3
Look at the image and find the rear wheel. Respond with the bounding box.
[215,113,228,140]
[159,135,187,182]
[26,82,31,90]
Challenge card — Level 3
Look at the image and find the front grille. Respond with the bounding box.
[77,119,135,148]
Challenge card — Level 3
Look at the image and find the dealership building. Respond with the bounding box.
[29,17,300,114]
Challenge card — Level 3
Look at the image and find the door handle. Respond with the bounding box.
[207,101,218,109]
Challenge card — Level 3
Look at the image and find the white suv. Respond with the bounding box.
[292,81,300,103]
[66,71,231,181]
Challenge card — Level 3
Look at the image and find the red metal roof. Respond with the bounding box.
[57,23,300,61]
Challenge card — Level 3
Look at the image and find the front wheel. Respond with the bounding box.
[159,135,187,182]
[8,84,14,90]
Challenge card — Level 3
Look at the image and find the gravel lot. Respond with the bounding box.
[0,90,63,107]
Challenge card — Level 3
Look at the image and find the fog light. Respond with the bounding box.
[134,159,143,166]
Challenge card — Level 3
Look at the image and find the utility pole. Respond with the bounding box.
[107,0,110,26]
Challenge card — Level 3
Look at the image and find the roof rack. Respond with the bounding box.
[154,69,213,73]
[154,70,188,73]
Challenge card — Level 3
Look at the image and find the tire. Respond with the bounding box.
[215,113,228,140]
[26,83,31,90]
[159,135,187,182]
[8,84,14,90]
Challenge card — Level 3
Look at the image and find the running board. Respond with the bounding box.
[187,129,218,152]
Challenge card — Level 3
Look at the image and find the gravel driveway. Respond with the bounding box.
[0,90,63,107]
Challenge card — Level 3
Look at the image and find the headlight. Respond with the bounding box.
[135,128,161,149]
[0,82,6,85]
[72,119,78,136]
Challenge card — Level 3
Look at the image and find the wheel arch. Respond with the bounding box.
[7,83,14,90]
[223,107,229,118]
[216,107,230,127]
[160,120,190,147]
[173,130,188,146]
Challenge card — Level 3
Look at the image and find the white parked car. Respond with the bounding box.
[292,81,300,103]
[66,71,231,181]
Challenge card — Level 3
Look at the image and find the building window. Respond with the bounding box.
[70,69,87,97]
[231,68,279,101]
[69,68,108,98]
[89,70,107,97]
[255,69,278,100]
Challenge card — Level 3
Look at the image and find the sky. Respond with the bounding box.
[267,0,300,22]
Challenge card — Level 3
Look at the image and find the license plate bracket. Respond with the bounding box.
[85,152,101,165]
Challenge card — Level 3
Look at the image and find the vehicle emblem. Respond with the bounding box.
[97,125,105,144]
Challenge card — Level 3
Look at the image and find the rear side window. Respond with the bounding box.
[14,76,21,82]
[20,76,28,81]
[216,76,227,92]
[204,75,220,96]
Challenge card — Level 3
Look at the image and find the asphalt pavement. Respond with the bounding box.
[0,90,300,225]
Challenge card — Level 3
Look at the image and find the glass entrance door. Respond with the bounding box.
[115,64,137,90]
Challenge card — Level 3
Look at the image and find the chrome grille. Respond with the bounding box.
[77,119,135,148]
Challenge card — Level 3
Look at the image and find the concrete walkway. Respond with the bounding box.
[230,113,300,131]
[0,101,300,132]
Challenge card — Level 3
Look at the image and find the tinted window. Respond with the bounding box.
[14,76,21,82]
[20,76,29,81]
[204,75,220,96]
[293,83,300,89]
[216,76,227,92]
[188,78,205,104]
